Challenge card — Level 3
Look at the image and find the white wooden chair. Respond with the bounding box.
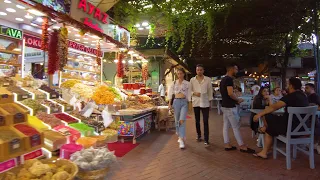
[273,106,317,170]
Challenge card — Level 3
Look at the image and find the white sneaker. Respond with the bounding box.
[177,138,181,143]
[179,139,185,149]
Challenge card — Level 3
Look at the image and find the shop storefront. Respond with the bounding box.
[0,0,166,178]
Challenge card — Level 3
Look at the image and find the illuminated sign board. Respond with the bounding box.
[0,25,23,40]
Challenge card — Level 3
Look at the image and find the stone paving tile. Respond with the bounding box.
[106,111,320,180]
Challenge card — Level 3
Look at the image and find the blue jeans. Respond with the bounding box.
[173,99,188,138]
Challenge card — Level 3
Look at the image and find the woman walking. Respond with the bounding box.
[168,68,191,149]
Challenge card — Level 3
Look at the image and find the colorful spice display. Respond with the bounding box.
[54,113,78,124]
[21,99,47,114]
[36,112,64,128]
[61,80,80,89]
[91,86,115,105]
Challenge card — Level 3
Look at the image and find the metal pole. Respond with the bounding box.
[315,1,320,94]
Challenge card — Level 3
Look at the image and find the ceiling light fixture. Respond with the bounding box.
[128,60,134,64]
[75,34,80,37]
[114,59,119,63]
[36,17,43,22]
[91,44,95,46]
[134,24,140,27]
[53,26,59,29]
[73,28,79,32]
[28,9,45,16]
[138,27,144,30]
[92,35,100,39]
[92,40,96,42]
[145,26,151,29]
[6,8,16,13]
[75,39,80,41]
[127,50,134,54]
[83,42,88,44]
[122,60,126,64]
[0,12,7,16]
[31,23,38,27]
[25,13,33,19]
[15,18,24,21]
[4,0,12,3]
[142,22,149,26]
[16,5,26,9]
[83,38,88,40]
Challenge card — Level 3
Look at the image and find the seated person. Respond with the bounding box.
[270,87,283,104]
[250,87,272,134]
[305,83,320,109]
[253,77,309,159]
[305,83,320,154]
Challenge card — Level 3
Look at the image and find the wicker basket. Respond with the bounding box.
[77,167,109,180]
[0,158,78,180]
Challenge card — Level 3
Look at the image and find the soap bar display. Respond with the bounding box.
[14,124,42,147]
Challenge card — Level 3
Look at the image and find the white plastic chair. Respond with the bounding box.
[273,106,318,170]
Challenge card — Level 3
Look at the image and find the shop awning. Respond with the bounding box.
[19,0,127,49]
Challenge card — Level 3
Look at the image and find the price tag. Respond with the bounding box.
[102,106,113,127]
[69,96,77,106]
[82,102,96,118]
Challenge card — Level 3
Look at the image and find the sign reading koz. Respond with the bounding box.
[0,25,23,40]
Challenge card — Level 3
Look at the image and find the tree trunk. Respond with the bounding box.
[281,36,292,89]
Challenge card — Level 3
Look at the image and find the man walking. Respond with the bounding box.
[220,64,255,153]
[190,64,213,145]
[158,79,166,101]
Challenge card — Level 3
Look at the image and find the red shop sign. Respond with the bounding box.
[77,0,109,24]
[68,40,103,57]
[24,34,41,49]
[24,34,103,57]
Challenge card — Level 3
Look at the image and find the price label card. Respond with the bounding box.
[70,96,77,106]
[82,101,96,117]
[102,106,113,127]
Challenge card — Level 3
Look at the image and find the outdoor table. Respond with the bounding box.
[250,109,285,148]
[212,97,222,115]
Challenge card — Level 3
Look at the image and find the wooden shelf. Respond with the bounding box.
[64,67,100,74]
[0,49,21,55]
[0,62,21,67]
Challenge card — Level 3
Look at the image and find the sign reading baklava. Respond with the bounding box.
[0,25,23,40]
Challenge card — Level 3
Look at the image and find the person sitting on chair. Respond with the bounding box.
[252,77,309,159]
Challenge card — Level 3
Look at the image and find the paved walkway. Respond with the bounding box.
[107,111,320,180]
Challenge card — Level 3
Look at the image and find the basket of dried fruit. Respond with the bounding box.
[0,158,78,180]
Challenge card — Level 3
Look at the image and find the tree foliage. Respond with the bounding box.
[110,0,318,76]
